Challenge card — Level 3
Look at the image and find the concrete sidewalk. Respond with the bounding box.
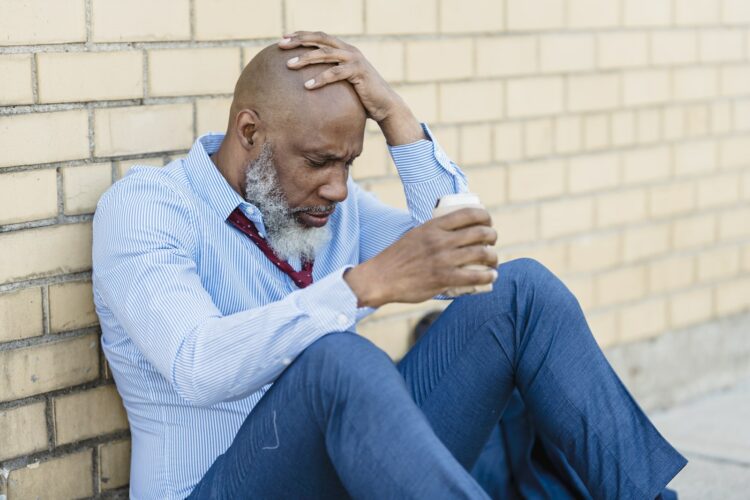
[652,378,750,499]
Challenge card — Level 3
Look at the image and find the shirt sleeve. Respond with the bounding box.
[357,123,469,262]
[93,175,365,407]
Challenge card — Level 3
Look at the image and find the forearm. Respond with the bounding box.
[377,96,427,146]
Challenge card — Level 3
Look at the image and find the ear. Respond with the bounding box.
[234,109,263,152]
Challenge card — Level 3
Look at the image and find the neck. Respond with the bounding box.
[211,137,245,197]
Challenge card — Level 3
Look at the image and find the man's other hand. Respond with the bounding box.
[344,208,499,308]
[279,31,425,146]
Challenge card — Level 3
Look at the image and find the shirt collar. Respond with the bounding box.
[183,133,249,222]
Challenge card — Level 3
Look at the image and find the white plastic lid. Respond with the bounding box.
[435,192,481,208]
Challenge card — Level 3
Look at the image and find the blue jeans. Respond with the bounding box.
[188,259,687,499]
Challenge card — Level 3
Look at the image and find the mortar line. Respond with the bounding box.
[45,396,55,451]
[41,285,50,336]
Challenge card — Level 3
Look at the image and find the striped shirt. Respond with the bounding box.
[92,124,468,499]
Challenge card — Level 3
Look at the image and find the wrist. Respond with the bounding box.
[377,98,425,146]
[343,264,385,308]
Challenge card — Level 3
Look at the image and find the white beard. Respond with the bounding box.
[243,143,332,262]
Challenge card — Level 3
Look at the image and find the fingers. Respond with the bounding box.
[279,31,347,50]
[453,245,499,268]
[286,46,353,69]
[450,224,497,247]
[302,64,355,89]
[451,266,499,287]
[434,207,493,231]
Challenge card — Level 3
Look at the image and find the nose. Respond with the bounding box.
[318,167,348,203]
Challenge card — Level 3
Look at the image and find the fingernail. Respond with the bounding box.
[305,79,315,88]
[280,37,291,44]
[287,56,299,65]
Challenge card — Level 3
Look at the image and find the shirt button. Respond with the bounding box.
[337,314,349,328]
[281,357,292,366]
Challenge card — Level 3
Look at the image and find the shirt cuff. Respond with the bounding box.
[297,266,375,333]
[388,123,459,184]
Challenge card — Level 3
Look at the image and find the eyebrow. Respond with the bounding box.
[306,151,361,163]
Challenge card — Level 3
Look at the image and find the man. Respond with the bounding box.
[93,32,686,499]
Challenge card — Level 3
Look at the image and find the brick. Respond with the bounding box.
[675,0,719,25]
[719,207,750,240]
[366,0,436,34]
[684,104,710,137]
[406,39,473,82]
[663,107,686,141]
[507,0,565,30]
[0,0,85,45]
[99,439,131,491]
[356,41,404,82]
[568,74,620,112]
[92,0,190,42]
[563,275,594,310]
[716,278,750,315]
[744,244,750,271]
[459,124,492,166]
[698,246,740,283]
[363,179,406,210]
[669,288,713,328]
[0,334,99,402]
[508,160,565,202]
[595,265,647,307]
[622,223,670,263]
[493,123,523,162]
[555,116,582,153]
[194,0,281,40]
[37,51,142,103]
[464,166,506,207]
[0,402,48,461]
[622,146,670,185]
[49,281,97,333]
[61,163,112,216]
[719,136,750,170]
[649,254,695,293]
[539,34,595,73]
[440,0,504,32]
[697,174,740,209]
[568,232,620,272]
[540,198,594,238]
[619,299,667,342]
[524,119,553,158]
[54,385,128,445]
[150,48,240,97]
[588,310,618,348]
[624,0,671,26]
[596,188,647,228]
[429,126,460,162]
[286,0,363,34]
[502,242,568,277]
[0,111,89,169]
[0,288,43,343]
[0,170,57,225]
[440,81,503,123]
[352,134,389,180]
[597,33,648,69]
[0,55,33,105]
[568,0,619,28]
[6,450,93,499]
[635,109,661,145]
[196,98,232,136]
[649,181,695,218]
[623,70,670,107]
[242,46,264,67]
[744,172,750,201]
[94,104,193,157]
[116,157,165,180]
[491,205,537,246]
[506,77,564,118]
[476,36,537,77]
[672,214,716,249]
[358,315,413,360]
[700,30,744,63]
[611,111,636,147]
[651,31,697,65]
[584,114,610,151]
[734,101,750,131]
[675,140,717,176]
[712,101,732,134]
[721,66,750,97]
[393,84,438,124]
[568,153,619,194]
[723,0,750,24]
[673,67,718,102]
[0,223,92,285]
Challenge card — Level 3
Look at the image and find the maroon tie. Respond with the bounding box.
[227,207,314,288]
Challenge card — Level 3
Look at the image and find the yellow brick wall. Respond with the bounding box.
[1,0,749,496]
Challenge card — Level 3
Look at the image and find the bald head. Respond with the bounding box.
[229,44,366,134]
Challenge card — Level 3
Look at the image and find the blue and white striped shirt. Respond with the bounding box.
[92,125,468,499]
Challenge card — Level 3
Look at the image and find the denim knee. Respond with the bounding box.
[495,258,581,312]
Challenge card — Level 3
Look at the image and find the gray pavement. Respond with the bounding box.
[651,378,750,499]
